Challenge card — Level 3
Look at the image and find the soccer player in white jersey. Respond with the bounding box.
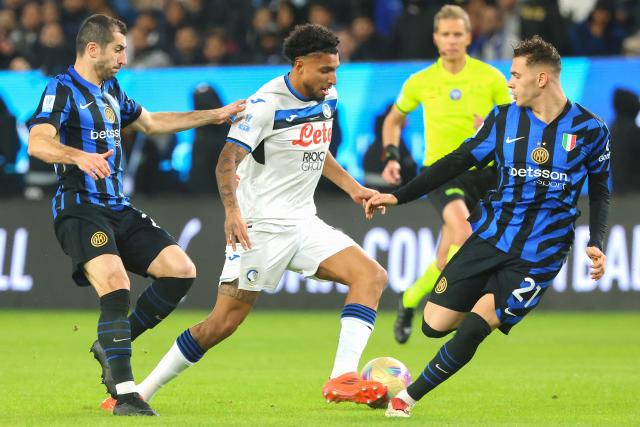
[106,24,389,409]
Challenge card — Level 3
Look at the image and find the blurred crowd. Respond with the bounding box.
[0,0,640,74]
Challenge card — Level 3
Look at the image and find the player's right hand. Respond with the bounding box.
[214,99,247,125]
[75,149,113,180]
[381,160,401,185]
[224,208,251,251]
[365,193,398,220]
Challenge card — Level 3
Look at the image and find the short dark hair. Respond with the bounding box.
[283,24,339,63]
[76,14,127,55]
[513,35,561,73]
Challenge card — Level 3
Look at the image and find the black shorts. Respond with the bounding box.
[53,204,177,287]
[428,235,562,334]
[427,167,497,218]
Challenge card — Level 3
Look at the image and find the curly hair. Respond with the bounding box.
[513,35,561,72]
[283,24,339,63]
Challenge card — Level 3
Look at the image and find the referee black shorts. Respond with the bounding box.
[427,166,497,219]
[53,204,177,287]
[427,234,562,334]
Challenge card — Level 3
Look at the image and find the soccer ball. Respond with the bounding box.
[360,357,412,405]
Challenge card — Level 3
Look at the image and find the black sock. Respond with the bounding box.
[407,312,492,401]
[129,277,194,341]
[98,289,133,388]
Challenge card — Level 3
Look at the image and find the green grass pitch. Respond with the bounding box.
[0,310,638,426]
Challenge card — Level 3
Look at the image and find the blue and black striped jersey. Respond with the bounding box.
[28,66,142,219]
[394,100,611,266]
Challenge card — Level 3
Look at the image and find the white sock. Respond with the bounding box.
[396,389,417,406]
[329,317,373,378]
[136,342,194,402]
[115,381,136,396]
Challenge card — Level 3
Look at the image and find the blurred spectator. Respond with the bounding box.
[520,0,569,54]
[8,55,30,70]
[202,30,236,65]
[162,0,191,52]
[41,0,61,26]
[388,0,438,60]
[171,25,204,66]
[610,88,640,194]
[308,1,340,32]
[128,24,172,68]
[252,27,286,64]
[471,4,515,60]
[363,103,416,191]
[0,94,23,196]
[245,6,276,57]
[570,0,627,56]
[276,1,297,38]
[31,22,73,75]
[188,83,228,194]
[60,0,88,46]
[11,1,40,61]
[335,28,356,62]
[351,15,387,61]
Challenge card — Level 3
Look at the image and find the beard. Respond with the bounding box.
[94,59,118,81]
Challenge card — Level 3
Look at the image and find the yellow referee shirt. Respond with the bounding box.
[396,55,511,166]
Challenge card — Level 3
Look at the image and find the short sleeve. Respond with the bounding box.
[115,82,142,127]
[395,74,420,114]
[462,106,499,168]
[27,80,70,132]
[586,124,610,175]
[226,97,274,152]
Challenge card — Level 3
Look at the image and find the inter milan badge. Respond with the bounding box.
[435,277,447,294]
[322,103,332,119]
[449,89,462,100]
[91,231,108,247]
[531,146,549,164]
[104,106,116,123]
[246,269,259,284]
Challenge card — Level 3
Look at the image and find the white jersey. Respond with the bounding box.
[227,74,337,222]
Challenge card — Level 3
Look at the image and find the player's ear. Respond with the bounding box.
[537,71,548,88]
[86,41,100,59]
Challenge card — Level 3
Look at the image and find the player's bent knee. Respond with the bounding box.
[422,318,453,338]
[175,258,196,278]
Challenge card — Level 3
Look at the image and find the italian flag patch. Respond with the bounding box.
[562,133,577,151]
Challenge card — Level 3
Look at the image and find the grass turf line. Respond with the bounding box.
[0,310,638,426]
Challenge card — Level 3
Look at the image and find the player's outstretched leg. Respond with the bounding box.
[128,245,196,341]
[316,246,388,405]
[386,311,493,418]
[135,281,256,403]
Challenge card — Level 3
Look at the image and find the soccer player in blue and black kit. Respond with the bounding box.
[27,15,244,416]
[366,36,610,418]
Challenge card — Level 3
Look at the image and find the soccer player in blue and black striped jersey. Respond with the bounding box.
[366,36,610,418]
[27,14,245,416]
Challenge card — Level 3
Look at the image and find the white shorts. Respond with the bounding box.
[219,216,356,292]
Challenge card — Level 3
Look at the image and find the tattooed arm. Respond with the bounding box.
[216,142,250,250]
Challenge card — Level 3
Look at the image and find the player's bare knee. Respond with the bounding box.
[105,270,130,291]
[173,258,196,278]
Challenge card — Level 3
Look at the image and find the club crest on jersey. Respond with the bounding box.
[449,89,462,100]
[531,147,549,164]
[561,133,577,151]
[246,269,259,283]
[104,106,116,123]
[91,231,108,247]
[435,277,447,294]
[322,103,332,118]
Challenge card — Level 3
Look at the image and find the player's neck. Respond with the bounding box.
[440,55,466,75]
[530,90,568,124]
[73,60,102,88]
[287,72,311,100]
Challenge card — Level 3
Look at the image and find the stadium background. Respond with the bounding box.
[0,1,639,425]
[1,0,639,310]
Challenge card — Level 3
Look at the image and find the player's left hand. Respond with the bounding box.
[586,246,606,280]
[214,99,247,125]
[351,186,387,216]
[365,193,397,220]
